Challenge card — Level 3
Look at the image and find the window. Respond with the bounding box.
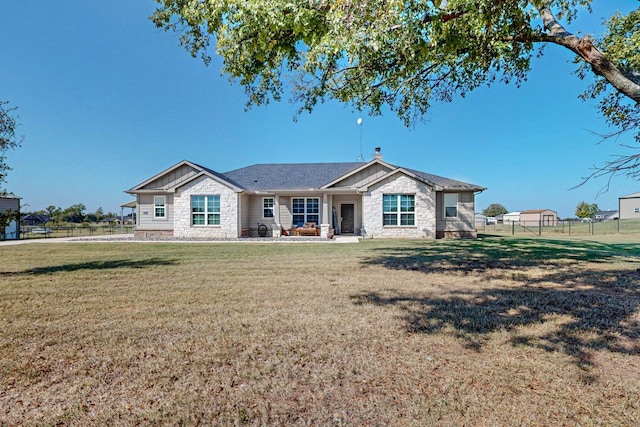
[635,207,640,214]
[154,196,166,218]
[383,194,415,226]
[444,193,458,218]
[191,195,220,226]
[263,198,274,218]
[292,198,320,226]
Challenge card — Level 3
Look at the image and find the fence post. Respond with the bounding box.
[512,221,515,235]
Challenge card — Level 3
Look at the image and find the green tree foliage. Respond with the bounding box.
[0,101,23,186]
[0,209,20,240]
[151,1,640,180]
[62,203,87,223]
[482,203,508,217]
[45,205,58,217]
[575,200,599,219]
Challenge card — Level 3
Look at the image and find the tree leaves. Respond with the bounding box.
[150,1,640,182]
[0,101,23,186]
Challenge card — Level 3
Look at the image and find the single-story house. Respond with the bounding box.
[619,192,640,220]
[520,209,558,227]
[593,210,619,222]
[21,213,50,226]
[1,195,20,240]
[126,154,486,239]
[98,216,120,225]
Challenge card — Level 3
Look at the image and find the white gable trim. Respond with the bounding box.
[174,171,244,193]
[127,160,199,192]
[321,159,397,189]
[127,160,243,194]
[358,168,438,192]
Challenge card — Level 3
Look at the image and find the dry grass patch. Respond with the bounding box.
[1,237,639,425]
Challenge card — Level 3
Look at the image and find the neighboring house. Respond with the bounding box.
[98,216,120,225]
[520,209,558,227]
[21,213,50,226]
[1,195,20,240]
[475,213,487,227]
[593,210,619,222]
[126,155,486,239]
[619,192,640,220]
[502,212,521,224]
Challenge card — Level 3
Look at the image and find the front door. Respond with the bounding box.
[341,204,355,234]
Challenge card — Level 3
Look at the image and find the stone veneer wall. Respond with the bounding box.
[133,229,173,238]
[436,230,477,239]
[173,176,239,238]
[362,174,436,239]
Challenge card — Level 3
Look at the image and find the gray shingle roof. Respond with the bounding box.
[223,163,364,191]
[405,168,485,191]
[216,161,484,192]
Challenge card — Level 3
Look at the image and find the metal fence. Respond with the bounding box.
[20,225,134,239]
[476,219,640,237]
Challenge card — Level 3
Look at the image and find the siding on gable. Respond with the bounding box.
[362,174,436,238]
[137,193,174,231]
[331,163,394,188]
[142,164,201,191]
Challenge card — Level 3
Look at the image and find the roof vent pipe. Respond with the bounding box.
[373,147,382,160]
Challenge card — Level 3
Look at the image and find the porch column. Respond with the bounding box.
[273,195,281,237]
[321,193,330,238]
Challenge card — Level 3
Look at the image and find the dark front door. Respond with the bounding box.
[341,204,355,234]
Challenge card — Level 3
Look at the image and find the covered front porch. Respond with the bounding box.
[242,191,363,239]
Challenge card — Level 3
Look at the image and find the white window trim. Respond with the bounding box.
[383,194,416,227]
[263,197,275,219]
[291,197,320,226]
[191,195,221,227]
[154,196,166,219]
[444,193,458,218]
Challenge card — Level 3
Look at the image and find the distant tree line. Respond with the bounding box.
[25,204,119,224]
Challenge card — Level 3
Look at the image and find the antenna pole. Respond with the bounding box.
[357,118,364,162]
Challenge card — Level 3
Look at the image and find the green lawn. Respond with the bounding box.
[1,236,639,425]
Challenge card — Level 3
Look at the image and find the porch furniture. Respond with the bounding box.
[295,222,320,236]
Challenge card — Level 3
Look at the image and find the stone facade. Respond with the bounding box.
[362,174,436,239]
[173,176,239,238]
[133,229,173,238]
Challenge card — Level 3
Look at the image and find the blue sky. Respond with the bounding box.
[2,0,638,218]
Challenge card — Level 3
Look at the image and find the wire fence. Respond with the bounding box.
[476,219,640,237]
[19,225,135,240]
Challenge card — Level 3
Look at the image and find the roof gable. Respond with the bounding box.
[129,159,486,194]
[128,160,242,193]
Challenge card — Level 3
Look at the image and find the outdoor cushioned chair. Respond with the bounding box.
[295,222,320,236]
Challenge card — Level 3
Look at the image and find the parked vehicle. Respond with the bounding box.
[31,227,52,234]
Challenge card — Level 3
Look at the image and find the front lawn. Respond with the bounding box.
[1,236,639,425]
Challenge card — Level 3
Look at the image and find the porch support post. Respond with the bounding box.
[321,193,330,238]
[273,195,281,237]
